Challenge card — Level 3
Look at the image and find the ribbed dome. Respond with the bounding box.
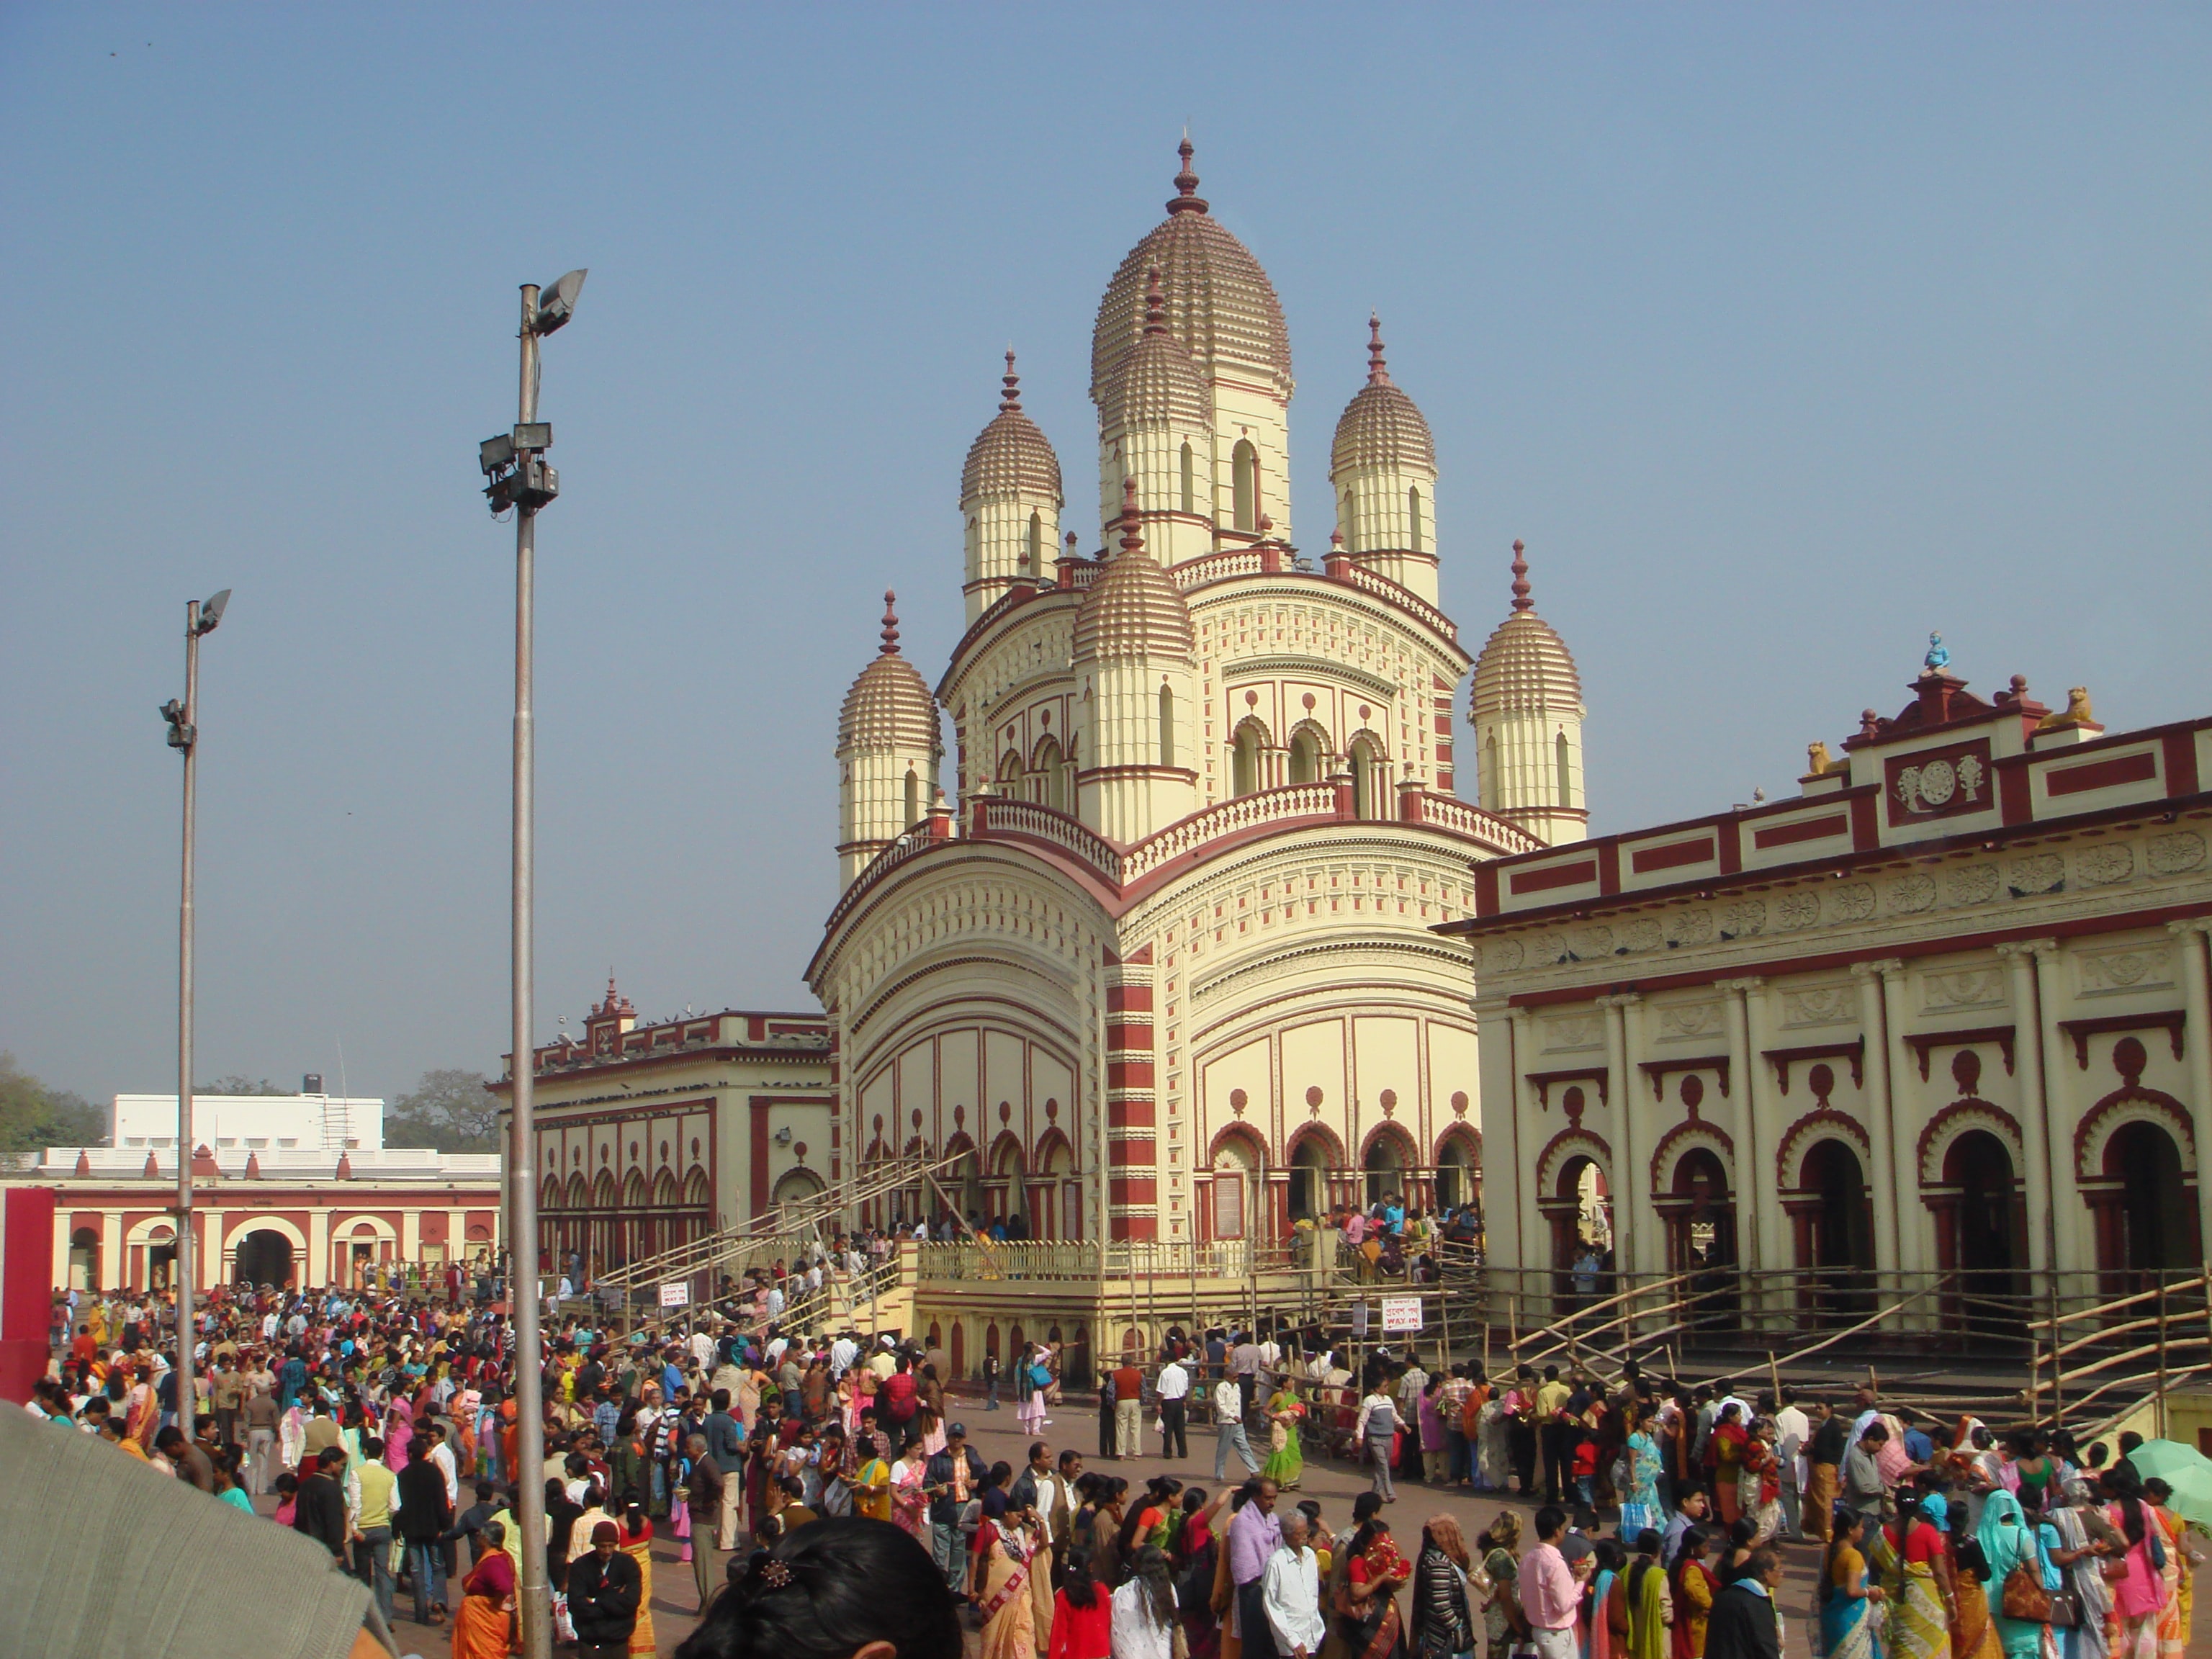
[1075,483,1197,662]
[1090,140,1292,405]
[1329,316,1435,478]
[961,352,1064,506]
[1101,266,1209,431]
[1471,544,1583,714]
[839,593,942,751]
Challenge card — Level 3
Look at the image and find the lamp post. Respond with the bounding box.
[480,268,584,1659]
[159,585,230,1445]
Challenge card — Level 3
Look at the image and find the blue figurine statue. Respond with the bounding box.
[1923,631,1950,675]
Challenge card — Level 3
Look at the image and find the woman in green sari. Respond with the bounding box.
[1818,1509,1885,1659]
[1263,1380,1308,1490]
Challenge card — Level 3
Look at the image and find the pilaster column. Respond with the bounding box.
[308,1208,331,1292]
[1993,940,2057,1276]
[1598,994,1642,1276]
[2029,941,2082,1279]
[1507,1004,1539,1290]
[1870,962,1931,1288]
[1851,960,1902,1280]
[1714,979,1765,1274]
[201,1206,225,1290]
[2167,920,2212,1264]
[102,1212,124,1294]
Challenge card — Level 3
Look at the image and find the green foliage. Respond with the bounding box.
[385,1067,501,1154]
[196,1074,289,1095]
[0,1053,107,1164]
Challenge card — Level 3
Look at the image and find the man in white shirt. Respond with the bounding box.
[1231,1334,1262,1419]
[830,1333,858,1379]
[1214,1375,1260,1482]
[1262,1511,1326,1659]
[1156,1357,1190,1461]
[1772,1387,1809,1542]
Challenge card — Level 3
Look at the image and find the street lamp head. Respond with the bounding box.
[533,269,588,336]
[196,588,232,635]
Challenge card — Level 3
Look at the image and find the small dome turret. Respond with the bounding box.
[1328,315,1441,602]
[836,592,943,887]
[1470,541,1586,845]
[1075,478,1196,662]
[959,352,1064,622]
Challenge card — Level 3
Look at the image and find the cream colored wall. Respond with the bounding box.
[1334,471,1440,604]
[1473,707,1586,845]
[1207,379,1292,540]
[964,490,1063,624]
[840,742,941,887]
[1472,821,2212,1287]
[1072,655,1198,843]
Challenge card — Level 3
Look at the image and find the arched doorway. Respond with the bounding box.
[1206,1133,1261,1243]
[235,1228,294,1289]
[1540,1150,1613,1308]
[1936,1129,2026,1344]
[1658,1148,1737,1331]
[2095,1120,2201,1287]
[773,1166,826,1215]
[1364,1130,1411,1209]
[1434,1134,1478,1213]
[1288,1136,1331,1223]
[1792,1139,1875,1323]
[68,1228,99,1292]
[994,1134,1029,1233]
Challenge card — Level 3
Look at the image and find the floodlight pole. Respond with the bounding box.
[174,596,205,1446]
[510,280,551,1659]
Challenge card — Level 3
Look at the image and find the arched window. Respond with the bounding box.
[1339,488,1354,549]
[1349,734,1384,819]
[1483,732,1498,810]
[1033,736,1065,811]
[1408,487,1424,553]
[965,515,979,570]
[1231,719,1263,797]
[1179,442,1195,516]
[1555,732,1573,808]
[1231,441,1259,533]
[1289,724,1327,786]
[903,766,920,828]
[997,750,1024,797]
[1027,510,1043,572]
[1158,684,1175,768]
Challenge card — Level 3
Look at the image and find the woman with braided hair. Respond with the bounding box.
[675,1514,963,1659]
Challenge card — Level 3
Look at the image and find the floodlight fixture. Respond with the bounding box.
[481,433,517,475]
[512,422,552,451]
[197,588,231,634]
[532,269,588,335]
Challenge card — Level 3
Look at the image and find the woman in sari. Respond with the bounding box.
[1668,1529,1715,1659]
[1876,1491,1954,1659]
[382,1393,414,1473]
[1581,1537,1622,1659]
[1339,1516,1413,1659]
[615,1501,655,1658]
[1408,1515,1474,1659]
[2042,1480,2110,1659]
[891,1434,932,1539]
[2139,1478,2188,1659]
[2101,1473,2172,1659]
[1706,1406,1748,1528]
[1614,1530,1670,1659]
[1948,1496,2003,1659]
[1819,1509,1885,1659]
[1476,1392,1511,1495]
[979,1495,1042,1659]
[451,1524,518,1659]
[1264,1381,1309,1491]
[1619,1410,1663,1544]
[1475,1512,1524,1659]
[1740,1421,1783,1547]
[125,1363,161,1450]
[1979,1489,2056,1659]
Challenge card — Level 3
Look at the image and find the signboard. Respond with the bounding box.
[1352,1301,1370,1336]
[658,1280,692,1309]
[1380,1295,1424,1334]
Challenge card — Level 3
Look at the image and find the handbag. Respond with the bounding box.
[2000,1563,2051,1623]
[2045,1590,2080,1629]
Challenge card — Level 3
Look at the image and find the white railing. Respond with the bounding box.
[970,799,1125,883]
[915,1237,1292,1283]
[1336,562,1457,639]
[1411,793,1545,855]
[1167,548,1268,588]
[823,827,951,936]
[1120,785,1341,882]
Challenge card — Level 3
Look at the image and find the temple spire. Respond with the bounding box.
[1367,312,1391,386]
[1510,540,1532,611]
[879,590,901,654]
[999,349,1021,413]
[1167,135,1208,215]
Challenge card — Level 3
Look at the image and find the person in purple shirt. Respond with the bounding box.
[1229,1478,1284,1655]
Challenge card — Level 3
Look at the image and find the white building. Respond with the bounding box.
[111,1079,384,1152]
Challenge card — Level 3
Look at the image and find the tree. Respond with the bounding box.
[196,1074,289,1095]
[0,1053,107,1166]
[385,1068,500,1153]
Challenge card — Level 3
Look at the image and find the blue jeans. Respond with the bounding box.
[931,1516,970,1593]
[408,1540,447,1621]
[354,1527,395,1625]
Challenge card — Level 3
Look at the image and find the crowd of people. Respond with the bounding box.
[27,1265,2207,1659]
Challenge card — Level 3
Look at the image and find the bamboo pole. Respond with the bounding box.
[1767,1349,1783,1407]
[1768,1282,1945,1373]
[2157,1277,2169,1441]
[2026,1276,2176,1333]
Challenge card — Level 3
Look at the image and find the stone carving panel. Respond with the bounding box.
[2008,855,2064,896]
[2146,832,2206,876]
[1775,891,1820,930]
[1544,1012,1604,1053]
[2076,844,2134,887]
[1944,866,2000,907]
[1781,984,1856,1028]
[1830,884,1876,921]
[1622,920,1664,954]
[1655,1002,1722,1042]
[2074,945,2173,997]
[1887,875,1937,914]
[1920,969,2006,1015]
[1719,900,1766,940]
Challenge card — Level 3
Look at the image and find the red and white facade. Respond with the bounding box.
[495,980,834,1277]
[1446,667,2212,1303]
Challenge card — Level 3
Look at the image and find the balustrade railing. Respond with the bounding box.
[1120,785,1341,881]
[968,798,1125,882]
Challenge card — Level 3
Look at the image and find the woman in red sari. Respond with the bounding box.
[1705,1406,1748,1527]
[1339,1516,1414,1659]
[451,1527,519,1659]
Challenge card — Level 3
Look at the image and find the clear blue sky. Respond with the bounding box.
[4,6,2206,1110]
